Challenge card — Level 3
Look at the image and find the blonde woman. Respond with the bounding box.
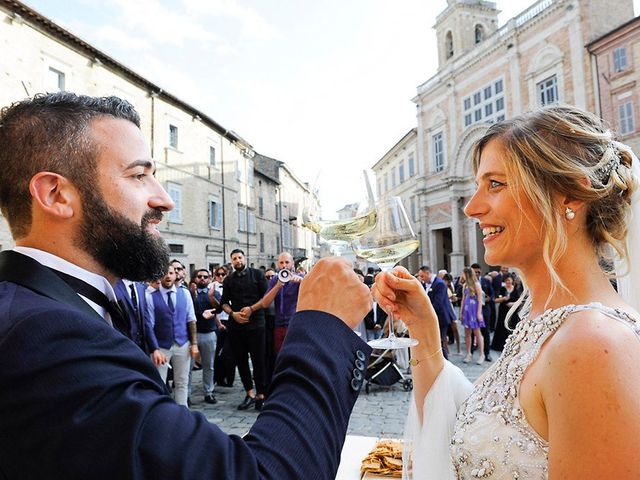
[459,267,485,364]
[373,105,640,479]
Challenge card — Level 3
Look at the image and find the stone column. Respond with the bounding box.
[449,193,465,275]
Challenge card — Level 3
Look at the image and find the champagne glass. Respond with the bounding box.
[352,196,419,349]
[302,171,378,246]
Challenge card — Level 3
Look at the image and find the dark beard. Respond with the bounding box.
[77,190,169,281]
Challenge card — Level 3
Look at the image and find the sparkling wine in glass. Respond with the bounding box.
[301,172,378,247]
[353,196,419,349]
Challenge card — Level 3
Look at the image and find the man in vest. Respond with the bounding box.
[191,268,222,404]
[146,264,198,407]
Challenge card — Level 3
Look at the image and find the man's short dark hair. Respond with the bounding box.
[230,248,245,257]
[419,265,431,273]
[0,92,140,238]
[471,263,482,270]
[170,259,185,268]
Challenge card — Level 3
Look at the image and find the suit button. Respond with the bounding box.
[350,378,362,391]
[356,350,366,362]
[353,368,363,381]
[355,359,365,371]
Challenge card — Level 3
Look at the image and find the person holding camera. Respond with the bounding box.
[256,252,303,358]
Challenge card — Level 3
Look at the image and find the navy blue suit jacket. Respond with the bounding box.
[479,276,494,320]
[0,251,371,479]
[427,276,455,330]
[114,279,155,353]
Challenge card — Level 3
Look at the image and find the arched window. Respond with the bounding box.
[475,24,484,44]
[445,31,454,58]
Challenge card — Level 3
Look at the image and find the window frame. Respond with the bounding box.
[619,101,635,135]
[613,46,629,73]
[462,77,505,127]
[167,183,183,224]
[537,75,559,106]
[209,196,222,230]
[433,132,445,173]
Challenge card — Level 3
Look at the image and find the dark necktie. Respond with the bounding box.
[167,290,175,313]
[48,268,130,337]
[129,283,143,346]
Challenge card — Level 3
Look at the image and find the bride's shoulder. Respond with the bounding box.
[541,305,640,367]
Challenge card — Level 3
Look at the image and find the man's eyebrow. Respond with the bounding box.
[124,159,155,171]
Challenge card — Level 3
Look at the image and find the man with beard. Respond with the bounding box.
[0,92,372,479]
[146,264,198,407]
[220,249,269,411]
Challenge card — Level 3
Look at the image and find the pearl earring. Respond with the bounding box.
[565,207,575,220]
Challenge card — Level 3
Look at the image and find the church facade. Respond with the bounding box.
[377,0,635,275]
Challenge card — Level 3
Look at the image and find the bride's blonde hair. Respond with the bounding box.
[471,105,638,313]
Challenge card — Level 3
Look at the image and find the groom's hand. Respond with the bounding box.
[297,257,371,329]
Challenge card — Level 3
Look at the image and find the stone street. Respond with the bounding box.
[189,342,497,439]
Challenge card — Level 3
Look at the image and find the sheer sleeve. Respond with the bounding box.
[403,361,473,479]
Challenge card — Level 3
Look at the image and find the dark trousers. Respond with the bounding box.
[214,326,236,387]
[228,326,267,396]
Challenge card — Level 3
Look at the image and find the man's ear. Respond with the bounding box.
[29,172,79,219]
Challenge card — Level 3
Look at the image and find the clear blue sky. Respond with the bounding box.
[23,0,640,216]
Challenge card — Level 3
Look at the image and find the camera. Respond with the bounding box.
[277,269,292,283]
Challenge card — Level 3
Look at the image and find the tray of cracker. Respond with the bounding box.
[360,438,403,478]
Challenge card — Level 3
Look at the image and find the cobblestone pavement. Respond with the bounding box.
[189,342,497,439]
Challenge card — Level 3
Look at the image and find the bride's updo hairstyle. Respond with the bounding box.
[470,105,637,303]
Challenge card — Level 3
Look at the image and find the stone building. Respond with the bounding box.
[588,16,640,154]
[410,0,634,276]
[0,0,318,275]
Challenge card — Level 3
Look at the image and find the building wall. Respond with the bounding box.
[589,18,640,154]
[0,3,318,276]
[408,0,634,276]
[278,165,318,270]
[252,172,280,269]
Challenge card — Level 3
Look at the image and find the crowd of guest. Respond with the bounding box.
[117,242,523,410]
[114,248,305,411]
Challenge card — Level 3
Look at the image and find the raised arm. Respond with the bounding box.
[372,267,444,422]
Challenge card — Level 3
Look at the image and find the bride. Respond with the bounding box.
[372,105,640,479]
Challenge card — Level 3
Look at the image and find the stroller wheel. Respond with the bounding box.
[403,379,413,391]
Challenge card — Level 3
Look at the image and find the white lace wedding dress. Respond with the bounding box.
[404,303,640,479]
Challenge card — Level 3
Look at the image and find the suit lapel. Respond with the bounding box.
[0,250,105,321]
[115,279,135,311]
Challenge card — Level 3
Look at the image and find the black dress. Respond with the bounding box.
[490,286,522,351]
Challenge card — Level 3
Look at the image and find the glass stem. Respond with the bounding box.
[387,310,396,341]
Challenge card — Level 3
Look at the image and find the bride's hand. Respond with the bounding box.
[372,266,437,337]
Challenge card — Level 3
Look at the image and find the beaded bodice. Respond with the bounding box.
[450,303,639,479]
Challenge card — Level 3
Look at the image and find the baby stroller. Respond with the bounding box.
[364,348,413,393]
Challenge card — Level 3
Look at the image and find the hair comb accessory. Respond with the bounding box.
[594,140,622,184]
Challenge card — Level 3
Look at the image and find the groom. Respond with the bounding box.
[0,92,372,479]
